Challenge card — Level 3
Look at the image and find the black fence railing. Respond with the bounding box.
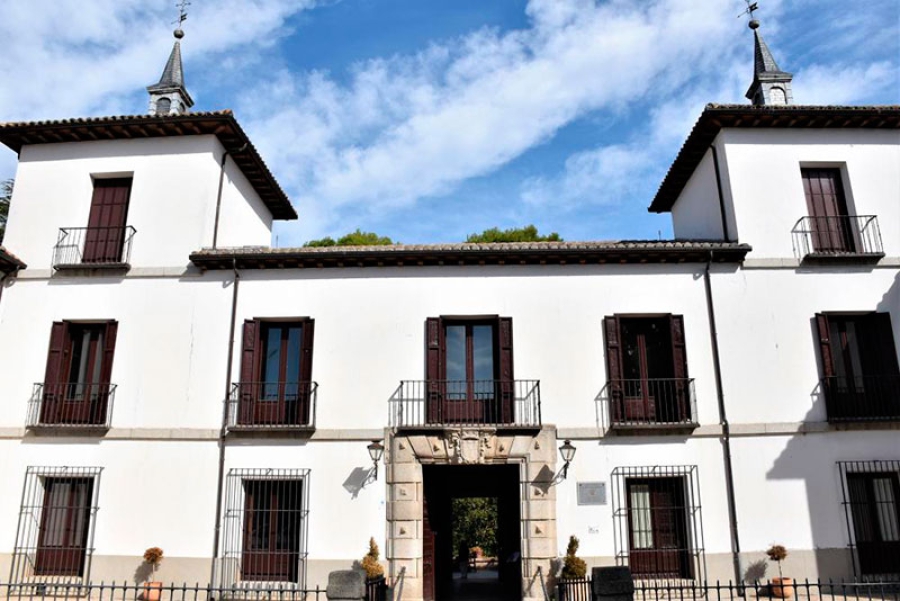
[26,383,116,429]
[227,382,318,430]
[558,578,900,601]
[53,226,136,268]
[365,576,387,601]
[0,581,326,601]
[823,376,900,422]
[389,379,541,428]
[600,378,697,431]
[792,215,884,260]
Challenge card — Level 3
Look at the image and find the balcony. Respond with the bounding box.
[53,226,136,270]
[823,375,900,423]
[26,383,116,431]
[600,378,698,433]
[389,380,541,430]
[792,215,884,263]
[227,381,318,431]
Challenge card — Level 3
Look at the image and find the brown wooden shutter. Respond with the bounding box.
[669,315,688,379]
[815,313,834,377]
[99,321,118,383]
[497,317,514,423]
[603,316,623,382]
[425,318,443,423]
[241,320,260,384]
[44,322,70,386]
[84,179,132,262]
[299,320,315,423]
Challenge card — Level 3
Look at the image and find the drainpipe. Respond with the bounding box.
[212,144,248,249]
[703,251,743,587]
[710,144,731,241]
[209,259,241,585]
[0,268,18,307]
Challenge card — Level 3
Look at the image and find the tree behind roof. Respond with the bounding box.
[466,225,561,243]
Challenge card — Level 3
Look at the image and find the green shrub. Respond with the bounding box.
[561,535,587,579]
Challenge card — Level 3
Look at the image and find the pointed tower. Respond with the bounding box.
[745,19,793,106]
[147,28,194,116]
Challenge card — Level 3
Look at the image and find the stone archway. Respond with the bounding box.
[385,427,559,601]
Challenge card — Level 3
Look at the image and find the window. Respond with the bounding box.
[219,469,310,587]
[37,321,118,426]
[237,319,315,427]
[838,461,900,579]
[604,315,692,425]
[612,466,704,581]
[84,178,132,263]
[424,316,513,424]
[802,168,855,254]
[10,467,102,582]
[816,313,900,421]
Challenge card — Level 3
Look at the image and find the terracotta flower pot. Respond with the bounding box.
[143,581,163,601]
[771,577,794,599]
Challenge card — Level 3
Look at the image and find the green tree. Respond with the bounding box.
[560,535,587,579]
[465,224,561,243]
[0,178,12,243]
[303,229,395,247]
[451,497,498,558]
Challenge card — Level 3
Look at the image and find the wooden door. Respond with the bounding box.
[83,178,131,263]
[847,472,900,576]
[35,478,93,576]
[626,477,691,579]
[802,168,854,253]
[422,489,436,601]
[620,318,675,421]
[241,480,303,582]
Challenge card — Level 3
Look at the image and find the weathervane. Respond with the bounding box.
[738,0,761,29]
[173,0,190,30]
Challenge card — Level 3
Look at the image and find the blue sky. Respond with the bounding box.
[0,0,897,246]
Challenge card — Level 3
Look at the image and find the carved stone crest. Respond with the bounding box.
[447,429,494,464]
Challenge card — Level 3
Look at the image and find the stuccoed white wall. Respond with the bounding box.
[0,275,232,429]
[716,129,900,258]
[712,266,899,424]
[234,264,721,430]
[210,141,273,249]
[3,136,273,271]
[671,147,732,241]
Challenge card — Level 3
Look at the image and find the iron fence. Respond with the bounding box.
[227,383,318,431]
[599,379,698,431]
[0,581,325,601]
[558,578,900,601]
[389,379,541,428]
[792,215,883,260]
[26,384,116,430]
[53,226,137,269]
[365,576,387,601]
[823,376,900,422]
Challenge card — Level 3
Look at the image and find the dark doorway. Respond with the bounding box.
[423,465,521,601]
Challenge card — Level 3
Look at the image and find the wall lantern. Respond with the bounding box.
[367,440,385,480]
[559,439,576,479]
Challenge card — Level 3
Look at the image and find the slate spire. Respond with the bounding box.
[745,19,793,106]
[147,28,195,116]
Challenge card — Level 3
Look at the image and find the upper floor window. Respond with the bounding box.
[816,312,900,421]
[235,319,315,427]
[34,321,118,427]
[425,316,514,424]
[603,315,693,426]
[838,460,900,579]
[53,178,136,269]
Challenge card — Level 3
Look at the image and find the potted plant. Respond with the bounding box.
[142,547,164,601]
[766,544,792,598]
[558,536,588,601]
[360,537,385,581]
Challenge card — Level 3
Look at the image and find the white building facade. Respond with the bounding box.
[0,26,898,601]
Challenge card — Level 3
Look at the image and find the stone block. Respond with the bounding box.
[527,520,552,538]
[391,462,423,484]
[389,499,422,521]
[325,569,365,600]
[407,435,433,459]
[392,436,416,464]
[393,520,417,539]
[526,537,557,559]
[509,435,533,457]
[393,483,417,501]
[527,499,556,520]
[392,538,423,559]
[391,558,418,579]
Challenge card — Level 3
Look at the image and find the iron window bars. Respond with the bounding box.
[219,469,311,591]
[9,467,103,585]
[837,460,900,581]
[611,465,706,583]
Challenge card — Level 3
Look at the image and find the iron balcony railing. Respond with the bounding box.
[52,226,136,268]
[792,215,883,260]
[823,375,900,422]
[600,378,697,430]
[390,379,541,429]
[227,381,318,430]
[26,383,116,429]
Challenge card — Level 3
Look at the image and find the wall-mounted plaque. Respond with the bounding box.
[577,482,607,505]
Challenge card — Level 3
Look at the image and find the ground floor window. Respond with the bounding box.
[220,469,310,588]
[612,466,704,581]
[838,460,900,579]
[10,467,102,582]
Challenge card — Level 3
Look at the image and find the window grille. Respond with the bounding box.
[611,465,705,582]
[219,469,310,590]
[837,460,900,580]
[9,467,103,584]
